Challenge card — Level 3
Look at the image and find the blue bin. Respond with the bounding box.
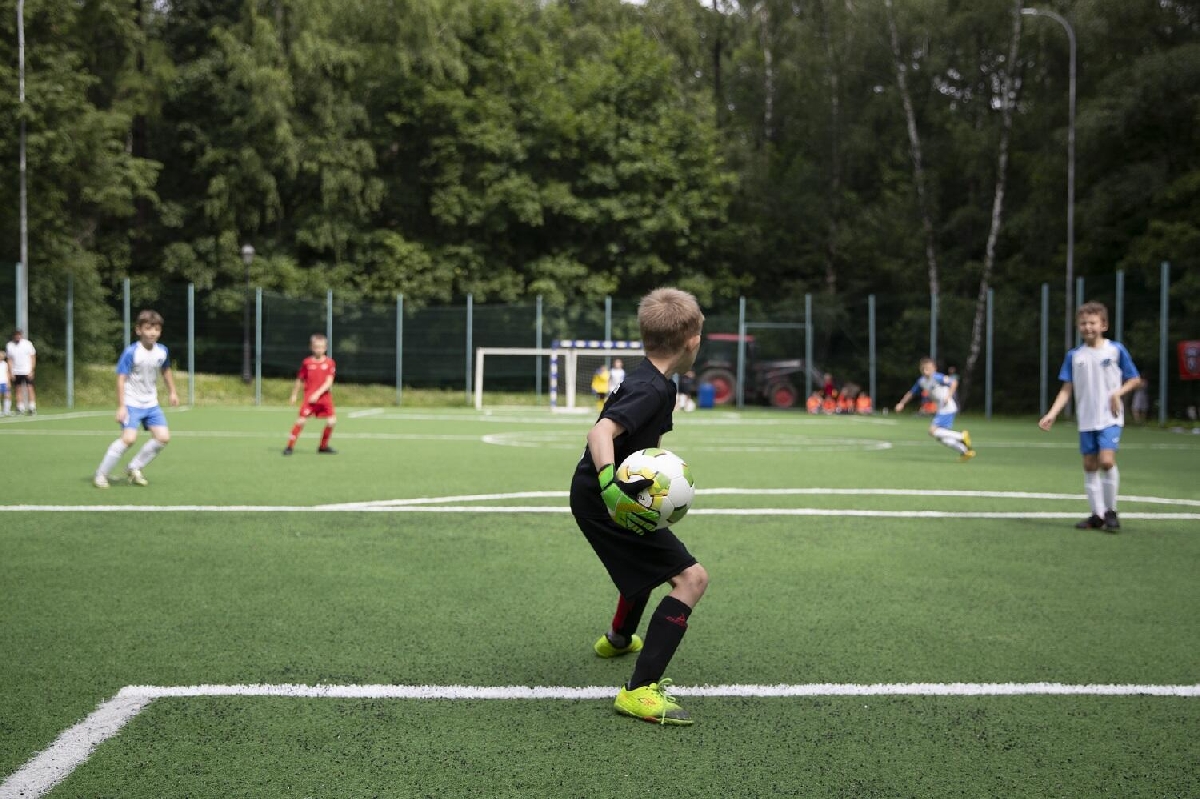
[697,382,716,409]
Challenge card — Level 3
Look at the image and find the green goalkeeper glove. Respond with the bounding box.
[598,463,659,535]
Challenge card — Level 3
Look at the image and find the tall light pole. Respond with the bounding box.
[1023,6,1076,360]
[240,244,254,383]
[16,0,28,334]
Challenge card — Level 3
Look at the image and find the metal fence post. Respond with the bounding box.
[396,294,403,406]
[466,293,473,403]
[1159,262,1170,425]
[66,272,74,409]
[1040,283,1049,416]
[1115,269,1125,343]
[737,296,747,408]
[535,295,543,398]
[255,288,263,406]
[868,294,877,408]
[804,294,814,399]
[187,283,195,406]
[123,277,131,345]
[985,288,994,419]
[326,289,334,356]
[1075,276,1085,348]
[930,292,938,364]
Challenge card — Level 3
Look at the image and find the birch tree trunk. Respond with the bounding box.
[961,1,1024,404]
[884,0,939,300]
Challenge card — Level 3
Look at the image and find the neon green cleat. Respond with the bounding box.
[594,634,643,658]
[614,679,693,725]
[961,430,972,449]
[959,449,977,462]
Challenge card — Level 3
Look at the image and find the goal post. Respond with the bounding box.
[473,341,644,411]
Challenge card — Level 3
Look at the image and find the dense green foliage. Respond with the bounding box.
[1,0,1198,389]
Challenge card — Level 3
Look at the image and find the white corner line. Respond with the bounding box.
[4,682,1198,798]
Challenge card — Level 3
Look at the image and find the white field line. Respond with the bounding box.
[3,681,1197,799]
[3,505,1199,520]
[346,408,385,419]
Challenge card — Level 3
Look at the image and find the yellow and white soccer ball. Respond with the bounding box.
[615,448,696,530]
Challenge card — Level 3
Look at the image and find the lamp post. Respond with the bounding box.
[240,243,255,383]
[1022,6,1076,360]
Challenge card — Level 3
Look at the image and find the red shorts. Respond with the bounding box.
[300,396,335,419]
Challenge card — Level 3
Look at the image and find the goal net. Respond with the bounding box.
[473,340,644,411]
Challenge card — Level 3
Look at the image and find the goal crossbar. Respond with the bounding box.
[474,344,644,411]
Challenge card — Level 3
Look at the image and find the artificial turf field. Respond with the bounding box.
[1,405,1198,798]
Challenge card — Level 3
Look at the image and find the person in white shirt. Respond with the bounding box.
[5,329,37,415]
[609,358,626,393]
[1040,301,1141,532]
[0,350,11,416]
[894,357,976,461]
[93,309,180,488]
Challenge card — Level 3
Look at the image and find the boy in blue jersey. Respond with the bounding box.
[1040,302,1141,531]
[894,357,976,461]
[93,310,180,488]
[570,288,707,726]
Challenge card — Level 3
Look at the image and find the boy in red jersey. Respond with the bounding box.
[283,333,337,455]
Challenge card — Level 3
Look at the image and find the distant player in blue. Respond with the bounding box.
[894,357,976,461]
[1040,302,1141,532]
[93,309,180,488]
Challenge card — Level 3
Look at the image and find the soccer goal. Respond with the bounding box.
[473,340,644,411]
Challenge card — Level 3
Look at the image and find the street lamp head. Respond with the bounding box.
[1021,7,1039,16]
[240,244,255,265]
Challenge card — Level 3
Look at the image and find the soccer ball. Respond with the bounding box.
[615,448,696,530]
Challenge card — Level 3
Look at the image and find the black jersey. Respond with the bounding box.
[571,358,677,515]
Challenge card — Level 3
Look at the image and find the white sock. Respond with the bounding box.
[128,439,166,470]
[2,397,9,414]
[97,439,130,477]
[935,431,967,454]
[28,401,35,411]
[1084,471,1104,516]
[16,403,25,413]
[1101,465,1119,512]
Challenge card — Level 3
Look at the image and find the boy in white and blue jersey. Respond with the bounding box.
[1040,302,1141,531]
[93,309,180,488]
[895,357,976,461]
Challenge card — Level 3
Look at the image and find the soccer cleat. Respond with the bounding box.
[594,633,644,659]
[127,468,148,487]
[614,680,693,725]
[317,446,338,454]
[958,449,976,462]
[1103,510,1121,532]
[1075,514,1104,530]
[282,447,294,456]
[961,430,972,449]
[93,474,109,489]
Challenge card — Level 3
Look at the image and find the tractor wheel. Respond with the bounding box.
[767,381,799,409]
[697,368,736,405]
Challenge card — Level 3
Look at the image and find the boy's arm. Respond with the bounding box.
[894,390,914,412]
[115,374,128,424]
[587,419,624,472]
[1039,383,1073,430]
[29,352,36,379]
[308,375,335,403]
[161,365,180,406]
[288,377,304,404]
[1111,376,1141,416]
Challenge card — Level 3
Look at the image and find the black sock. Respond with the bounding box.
[628,596,692,689]
[611,593,650,643]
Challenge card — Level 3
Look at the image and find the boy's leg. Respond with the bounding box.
[627,564,707,690]
[285,415,307,452]
[318,420,336,451]
[1,387,9,415]
[596,593,649,656]
[129,428,169,471]
[26,382,36,413]
[96,429,138,484]
[930,425,967,454]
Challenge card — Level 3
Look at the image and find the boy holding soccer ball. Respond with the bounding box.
[569,287,708,726]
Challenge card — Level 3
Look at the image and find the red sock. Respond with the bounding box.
[320,425,333,448]
[287,424,303,448]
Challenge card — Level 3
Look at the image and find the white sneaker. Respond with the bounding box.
[94,474,110,489]
[127,468,148,487]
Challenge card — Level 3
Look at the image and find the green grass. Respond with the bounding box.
[2,407,1199,797]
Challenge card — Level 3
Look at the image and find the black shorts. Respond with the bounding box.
[571,499,697,598]
[13,374,33,387]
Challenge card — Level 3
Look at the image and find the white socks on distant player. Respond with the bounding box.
[2,396,9,414]
[1100,465,1119,512]
[935,430,967,454]
[97,439,130,478]
[1084,471,1104,517]
[128,439,166,471]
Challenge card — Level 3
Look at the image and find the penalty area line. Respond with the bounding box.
[4,682,1197,799]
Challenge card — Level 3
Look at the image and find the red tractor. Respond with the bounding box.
[695,333,819,409]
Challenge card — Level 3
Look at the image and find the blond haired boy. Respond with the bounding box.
[569,288,708,725]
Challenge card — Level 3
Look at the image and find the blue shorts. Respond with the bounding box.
[124,405,168,431]
[1079,426,1122,455]
[931,411,957,429]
